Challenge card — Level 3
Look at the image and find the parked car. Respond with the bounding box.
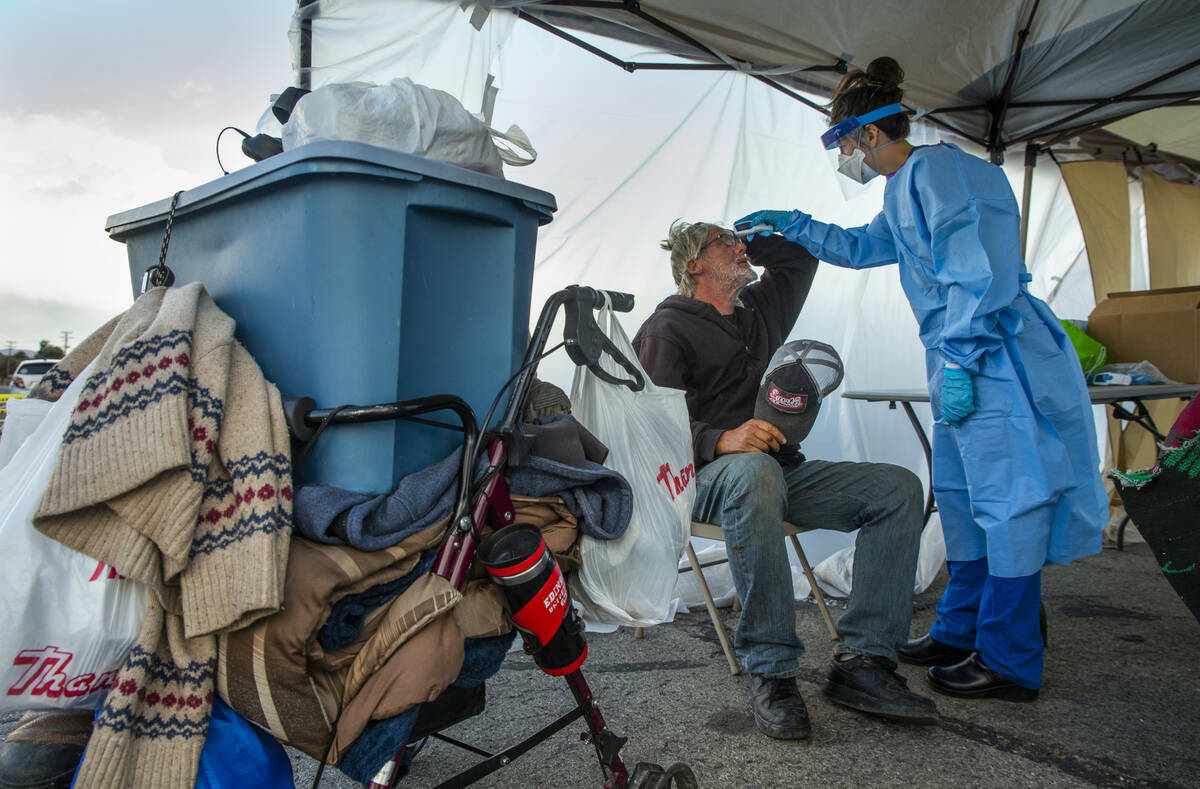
[10,359,57,394]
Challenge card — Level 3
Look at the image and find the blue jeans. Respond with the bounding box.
[692,453,925,676]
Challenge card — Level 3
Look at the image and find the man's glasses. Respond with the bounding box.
[701,231,739,251]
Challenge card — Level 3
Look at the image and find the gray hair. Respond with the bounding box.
[661,219,721,298]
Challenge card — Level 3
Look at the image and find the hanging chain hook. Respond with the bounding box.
[140,190,183,294]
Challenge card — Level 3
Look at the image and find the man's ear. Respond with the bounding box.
[685,256,705,276]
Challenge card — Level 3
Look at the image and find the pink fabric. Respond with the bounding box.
[1166,397,1200,447]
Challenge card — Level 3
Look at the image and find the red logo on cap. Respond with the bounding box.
[767,386,806,412]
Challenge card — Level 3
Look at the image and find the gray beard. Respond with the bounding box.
[735,267,759,288]
[730,268,758,307]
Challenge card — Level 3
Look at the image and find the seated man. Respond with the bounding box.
[632,220,936,739]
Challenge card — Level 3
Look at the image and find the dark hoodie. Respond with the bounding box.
[632,234,818,467]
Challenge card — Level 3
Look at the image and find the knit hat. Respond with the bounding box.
[754,340,844,444]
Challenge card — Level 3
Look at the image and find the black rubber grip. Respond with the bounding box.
[601,290,634,312]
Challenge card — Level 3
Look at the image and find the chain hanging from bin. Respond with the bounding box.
[139,190,183,294]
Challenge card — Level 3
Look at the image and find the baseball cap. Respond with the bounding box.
[754,340,844,444]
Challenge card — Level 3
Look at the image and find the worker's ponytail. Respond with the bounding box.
[828,56,910,140]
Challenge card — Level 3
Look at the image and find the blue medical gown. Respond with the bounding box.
[779,142,1106,577]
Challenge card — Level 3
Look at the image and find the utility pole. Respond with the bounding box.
[60,331,73,352]
[3,341,13,378]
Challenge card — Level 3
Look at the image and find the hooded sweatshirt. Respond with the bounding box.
[632,235,818,467]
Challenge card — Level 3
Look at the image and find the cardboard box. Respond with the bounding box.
[1087,286,1200,384]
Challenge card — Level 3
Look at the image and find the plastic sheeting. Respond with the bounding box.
[289,3,1104,594]
[1144,170,1200,288]
[289,0,516,117]
[1061,161,1133,302]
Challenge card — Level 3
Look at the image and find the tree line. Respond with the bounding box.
[1,341,66,380]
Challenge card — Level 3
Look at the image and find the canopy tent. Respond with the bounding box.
[472,0,1200,259]
[295,0,1200,163]
[493,0,1200,163]
[277,0,1199,597]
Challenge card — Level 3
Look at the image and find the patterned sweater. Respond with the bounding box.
[30,283,292,789]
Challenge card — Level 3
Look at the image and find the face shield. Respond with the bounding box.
[819,103,904,199]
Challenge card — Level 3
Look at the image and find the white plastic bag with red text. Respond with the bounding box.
[569,302,695,627]
[0,360,149,712]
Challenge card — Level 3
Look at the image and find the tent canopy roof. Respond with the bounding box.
[510,0,1200,162]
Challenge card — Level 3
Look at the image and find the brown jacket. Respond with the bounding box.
[218,495,579,763]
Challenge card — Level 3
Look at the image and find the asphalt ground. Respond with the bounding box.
[4,542,1197,788]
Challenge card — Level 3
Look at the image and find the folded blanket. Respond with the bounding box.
[319,496,582,653]
[294,450,473,550]
[216,522,456,761]
[295,417,631,549]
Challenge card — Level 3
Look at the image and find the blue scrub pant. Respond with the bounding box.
[928,558,1043,689]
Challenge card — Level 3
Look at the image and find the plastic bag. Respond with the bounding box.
[674,542,813,611]
[1059,319,1107,377]
[568,301,695,626]
[282,77,536,177]
[0,360,149,712]
[0,396,52,471]
[194,697,294,789]
[1089,361,1176,386]
[811,514,945,597]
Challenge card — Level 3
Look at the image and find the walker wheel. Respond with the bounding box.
[630,762,699,788]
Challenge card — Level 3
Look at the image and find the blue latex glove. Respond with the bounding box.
[735,210,796,238]
[941,365,975,426]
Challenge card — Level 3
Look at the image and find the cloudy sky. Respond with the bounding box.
[0,1,295,354]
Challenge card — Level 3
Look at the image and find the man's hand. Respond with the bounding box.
[716,419,787,455]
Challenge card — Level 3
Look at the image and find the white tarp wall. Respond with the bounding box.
[292,1,1102,604]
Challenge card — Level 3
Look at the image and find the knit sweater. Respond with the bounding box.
[30,283,293,789]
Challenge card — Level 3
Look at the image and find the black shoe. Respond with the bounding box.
[750,675,812,740]
[927,652,1039,702]
[822,655,938,724]
[897,633,974,667]
[0,741,85,789]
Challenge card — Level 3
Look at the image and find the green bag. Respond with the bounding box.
[1060,319,1107,376]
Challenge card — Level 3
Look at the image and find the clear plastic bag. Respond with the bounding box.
[0,361,149,712]
[1088,361,1176,386]
[568,302,695,627]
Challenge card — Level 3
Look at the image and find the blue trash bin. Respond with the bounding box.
[106,141,556,494]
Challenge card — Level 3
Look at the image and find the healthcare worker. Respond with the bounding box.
[738,57,1107,701]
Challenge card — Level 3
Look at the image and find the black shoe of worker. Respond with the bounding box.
[927,652,1039,702]
[823,654,938,724]
[0,740,86,789]
[750,675,812,740]
[898,633,974,667]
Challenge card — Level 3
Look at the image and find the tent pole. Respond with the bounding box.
[298,0,317,90]
[1020,143,1038,260]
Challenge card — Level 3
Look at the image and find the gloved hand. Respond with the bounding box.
[735,210,796,238]
[940,365,975,426]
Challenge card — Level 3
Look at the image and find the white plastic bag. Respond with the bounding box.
[811,513,947,597]
[282,77,536,177]
[568,301,695,626]
[0,360,149,712]
[0,396,52,471]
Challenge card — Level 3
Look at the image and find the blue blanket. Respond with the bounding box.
[295,418,631,551]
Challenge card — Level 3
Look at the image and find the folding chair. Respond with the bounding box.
[680,520,839,675]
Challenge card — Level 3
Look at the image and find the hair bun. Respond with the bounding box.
[865,57,904,90]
